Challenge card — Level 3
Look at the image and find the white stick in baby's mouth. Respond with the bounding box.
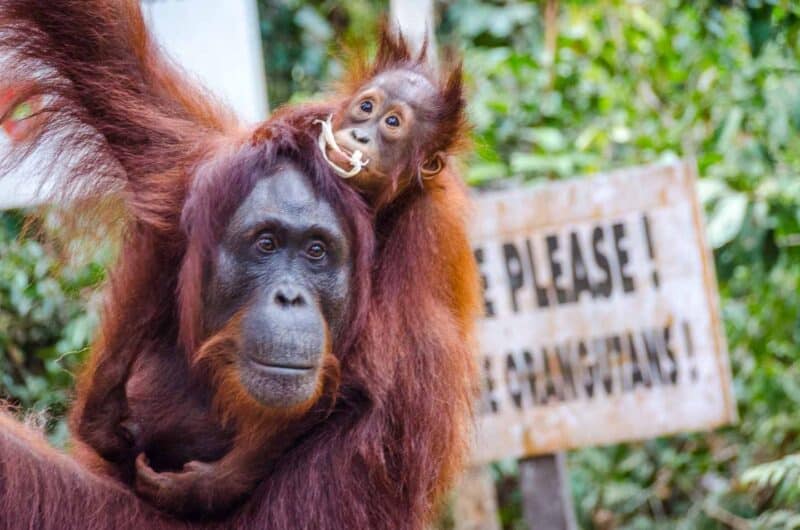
[314,115,369,179]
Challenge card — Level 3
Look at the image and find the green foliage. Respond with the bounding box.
[435,0,800,527]
[741,455,800,507]
[257,0,387,108]
[0,211,103,446]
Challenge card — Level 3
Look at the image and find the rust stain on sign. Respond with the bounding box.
[469,160,735,464]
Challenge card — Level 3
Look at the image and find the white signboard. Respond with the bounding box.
[471,161,735,464]
[0,0,267,209]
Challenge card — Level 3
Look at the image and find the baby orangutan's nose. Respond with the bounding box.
[351,128,370,144]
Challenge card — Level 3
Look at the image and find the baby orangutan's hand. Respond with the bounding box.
[76,386,137,463]
[134,453,251,518]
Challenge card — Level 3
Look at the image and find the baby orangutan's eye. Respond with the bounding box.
[385,115,400,127]
[359,100,373,113]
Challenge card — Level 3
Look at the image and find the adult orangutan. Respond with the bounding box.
[0,1,481,529]
[126,30,475,517]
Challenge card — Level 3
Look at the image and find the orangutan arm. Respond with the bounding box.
[0,413,182,530]
[0,0,240,466]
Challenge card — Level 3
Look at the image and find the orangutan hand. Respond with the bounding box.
[134,453,250,518]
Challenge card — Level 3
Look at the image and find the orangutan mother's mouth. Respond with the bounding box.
[260,365,314,376]
[245,353,316,374]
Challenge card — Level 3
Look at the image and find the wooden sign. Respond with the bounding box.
[470,161,735,464]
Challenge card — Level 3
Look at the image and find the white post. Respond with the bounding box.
[389,0,437,64]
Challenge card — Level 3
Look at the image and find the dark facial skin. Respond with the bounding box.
[205,162,351,409]
[332,69,440,193]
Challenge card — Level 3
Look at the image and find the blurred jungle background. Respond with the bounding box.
[2,0,800,528]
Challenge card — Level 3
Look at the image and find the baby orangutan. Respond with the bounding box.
[310,29,468,210]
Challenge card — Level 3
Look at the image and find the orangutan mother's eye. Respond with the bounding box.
[306,241,326,260]
[359,100,373,113]
[255,234,278,254]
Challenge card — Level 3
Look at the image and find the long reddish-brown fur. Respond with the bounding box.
[0,1,481,528]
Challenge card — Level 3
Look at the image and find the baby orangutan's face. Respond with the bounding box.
[329,69,441,195]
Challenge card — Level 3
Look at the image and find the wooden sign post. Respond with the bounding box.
[519,454,576,530]
[461,161,735,528]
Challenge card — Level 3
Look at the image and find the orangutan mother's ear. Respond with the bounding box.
[420,152,445,179]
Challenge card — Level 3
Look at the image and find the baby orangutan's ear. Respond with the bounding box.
[420,152,445,179]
